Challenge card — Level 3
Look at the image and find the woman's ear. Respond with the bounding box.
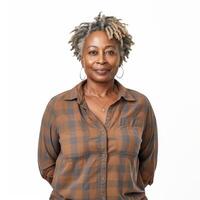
[118,57,122,67]
[81,57,85,68]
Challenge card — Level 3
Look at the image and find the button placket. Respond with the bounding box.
[104,106,112,128]
[100,128,107,200]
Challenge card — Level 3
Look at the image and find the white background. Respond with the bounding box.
[4,0,200,199]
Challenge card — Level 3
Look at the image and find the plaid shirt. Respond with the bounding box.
[38,79,158,200]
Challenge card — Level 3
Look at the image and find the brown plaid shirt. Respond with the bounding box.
[38,79,158,200]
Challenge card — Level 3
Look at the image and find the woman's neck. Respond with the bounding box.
[84,79,115,98]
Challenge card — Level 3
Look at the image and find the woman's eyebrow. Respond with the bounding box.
[105,45,117,49]
[87,45,117,49]
[87,46,98,49]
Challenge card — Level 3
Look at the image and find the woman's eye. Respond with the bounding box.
[88,50,98,56]
[105,50,115,56]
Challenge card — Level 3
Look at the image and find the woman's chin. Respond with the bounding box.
[89,75,114,83]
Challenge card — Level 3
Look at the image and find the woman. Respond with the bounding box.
[38,13,158,200]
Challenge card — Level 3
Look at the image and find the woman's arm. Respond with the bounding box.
[38,98,60,184]
[138,99,158,187]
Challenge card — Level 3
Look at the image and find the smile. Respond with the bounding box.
[95,69,110,75]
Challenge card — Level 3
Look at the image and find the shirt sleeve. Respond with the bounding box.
[138,98,158,187]
[38,98,60,184]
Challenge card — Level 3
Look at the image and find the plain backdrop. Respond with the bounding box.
[4,0,200,199]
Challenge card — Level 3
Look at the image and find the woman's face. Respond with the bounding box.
[81,31,120,83]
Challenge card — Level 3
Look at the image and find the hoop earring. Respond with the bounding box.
[116,66,124,79]
[80,67,86,80]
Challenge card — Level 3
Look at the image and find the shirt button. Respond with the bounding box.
[102,177,106,183]
[102,159,106,164]
[102,153,106,157]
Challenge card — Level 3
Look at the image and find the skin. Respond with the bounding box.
[81,31,121,95]
[81,31,121,124]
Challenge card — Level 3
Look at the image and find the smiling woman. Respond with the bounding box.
[81,31,120,84]
[38,12,158,200]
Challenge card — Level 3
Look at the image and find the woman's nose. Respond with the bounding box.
[96,52,107,64]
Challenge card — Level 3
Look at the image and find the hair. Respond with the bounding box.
[68,12,134,66]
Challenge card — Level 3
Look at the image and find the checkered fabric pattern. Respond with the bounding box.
[38,79,158,200]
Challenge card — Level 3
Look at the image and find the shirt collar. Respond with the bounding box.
[63,79,136,103]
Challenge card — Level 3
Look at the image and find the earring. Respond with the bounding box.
[80,67,86,80]
[116,66,124,79]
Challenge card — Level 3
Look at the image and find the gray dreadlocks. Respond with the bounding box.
[68,12,134,66]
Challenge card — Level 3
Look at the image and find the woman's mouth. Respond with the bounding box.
[94,69,110,75]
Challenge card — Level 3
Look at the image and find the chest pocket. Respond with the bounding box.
[108,118,142,157]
